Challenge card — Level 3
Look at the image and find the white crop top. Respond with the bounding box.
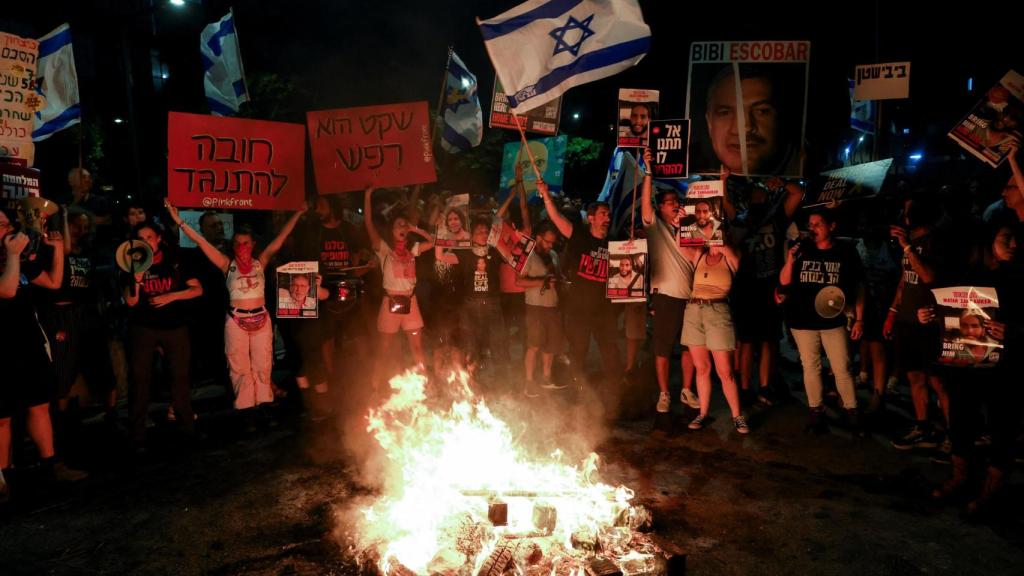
[226,259,265,301]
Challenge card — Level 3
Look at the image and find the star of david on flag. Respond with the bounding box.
[440,50,483,154]
[478,0,650,113]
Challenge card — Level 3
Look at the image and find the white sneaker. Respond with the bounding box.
[680,388,700,409]
[656,392,670,413]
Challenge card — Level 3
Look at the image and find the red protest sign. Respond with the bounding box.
[307,101,436,194]
[167,112,306,211]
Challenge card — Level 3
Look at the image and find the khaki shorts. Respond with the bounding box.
[525,305,563,354]
[681,301,735,351]
[377,295,425,334]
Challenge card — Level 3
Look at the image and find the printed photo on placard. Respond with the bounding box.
[178,210,234,249]
[948,70,1024,168]
[650,119,691,179]
[498,135,567,200]
[277,261,319,319]
[931,286,1002,368]
[487,216,536,274]
[679,181,725,247]
[435,193,471,249]
[617,89,659,149]
[607,239,647,302]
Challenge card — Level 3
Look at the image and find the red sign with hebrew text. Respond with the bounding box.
[307,101,437,194]
[167,112,306,211]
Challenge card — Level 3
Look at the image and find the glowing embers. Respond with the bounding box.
[355,370,681,576]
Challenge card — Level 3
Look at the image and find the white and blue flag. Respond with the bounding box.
[440,51,483,154]
[33,23,81,142]
[479,0,650,113]
[200,9,249,116]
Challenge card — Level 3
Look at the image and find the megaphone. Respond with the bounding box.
[18,196,59,233]
[116,240,154,275]
[814,285,847,319]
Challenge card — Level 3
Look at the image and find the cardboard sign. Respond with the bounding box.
[948,70,1024,168]
[277,261,319,319]
[0,161,40,212]
[853,62,910,101]
[167,112,306,211]
[307,101,436,194]
[931,286,1002,368]
[498,135,567,199]
[686,41,810,177]
[808,158,893,207]
[607,239,647,302]
[487,217,536,274]
[177,209,234,249]
[435,193,471,249]
[490,78,561,136]
[650,119,690,178]
[0,32,42,166]
[679,180,724,247]
[617,88,659,148]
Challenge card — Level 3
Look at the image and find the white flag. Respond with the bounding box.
[200,10,249,116]
[479,0,650,113]
[33,23,80,142]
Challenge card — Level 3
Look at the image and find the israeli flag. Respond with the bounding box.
[33,23,81,142]
[440,51,483,154]
[200,10,249,116]
[479,0,650,113]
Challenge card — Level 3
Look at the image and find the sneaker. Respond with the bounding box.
[680,388,700,410]
[733,415,750,435]
[688,414,707,430]
[857,371,869,388]
[806,407,828,435]
[886,375,900,395]
[974,434,992,447]
[931,437,953,464]
[891,425,937,450]
[524,382,540,398]
[541,376,567,390]
[656,392,670,413]
[51,461,88,483]
[846,409,866,438]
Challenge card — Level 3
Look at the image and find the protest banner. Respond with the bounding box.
[0,31,42,166]
[487,216,536,275]
[607,239,647,302]
[931,286,1002,368]
[686,41,810,177]
[948,70,1024,168]
[276,261,319,319]
[853,62,910,101]
[177,209,234,249]
[807,158,893,207]
[498,135,566,199]
[678,180,724,247]
[307,101,436,194]
[167,112,305,211]
[617,88,658,149]
[435,193,471,249]
[0,161,40,212]
[650,119,690,178]
[489,78,561,136]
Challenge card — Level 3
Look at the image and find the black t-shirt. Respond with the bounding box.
[896,232,944,324]
[127,252,197,329]
[462,246,502,301]
[561,222,609,309]
[735,204,789,282]
[297,220,365,275]
[0,245,46,329]
[785,240,864,330]
[47,252,98,306]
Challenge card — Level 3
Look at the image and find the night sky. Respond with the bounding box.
[4,0,1022,202]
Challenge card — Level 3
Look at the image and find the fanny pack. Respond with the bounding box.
[387,295,412,315]
[230,308,269,332]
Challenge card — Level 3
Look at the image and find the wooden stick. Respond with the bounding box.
[511,110,543,182]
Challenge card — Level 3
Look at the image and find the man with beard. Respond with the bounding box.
[640,149,699,413]
[517,223,564,396]
[607,255,638,294]
[537,180,622,387]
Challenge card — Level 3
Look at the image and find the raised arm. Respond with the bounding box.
[166,202,230,273]
[31,231,65,290]
[259,208,307,267]
[641,148,656,226]
[779,243,800,287]
[406,184,423,227]
[537,180,572,239]
[409,224,435,253]
[781,180,805,219]
[364,185,382,251]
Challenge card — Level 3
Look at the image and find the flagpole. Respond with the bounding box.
[511,110,543,182]
[228,8,251,104]
[432,45,454,144]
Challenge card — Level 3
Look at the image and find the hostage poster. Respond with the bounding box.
[435,193,470,249]
[650,119,691,178]
[607,239,647,302]
[490,77,561,136]
[686,41,810,177]
[498,135,567,200]
[277,261,319,319]
[617,88,659,149]
[948,70,1024,168]
[931,286,1002,368]
[679,180,725,247]
[487,217,536,275]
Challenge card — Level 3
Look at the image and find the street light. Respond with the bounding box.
[169,0,186,6]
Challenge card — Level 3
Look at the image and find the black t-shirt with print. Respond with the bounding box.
[47,252,97,306]
[298,221,365,275]
[735,204,790,282]
[461,246,502,301]
[785,240,864,330]
[896,232,945,324]
[126,252,197,329]
[561,222,609,310]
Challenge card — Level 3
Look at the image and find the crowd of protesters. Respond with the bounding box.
[1,141,1022,519]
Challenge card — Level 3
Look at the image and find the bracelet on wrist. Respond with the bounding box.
[888,307,899,314]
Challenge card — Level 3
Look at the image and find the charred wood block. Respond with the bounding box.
[488,500,508,527]
[571,527,597,551]
[532,502,557,534]
[585,557,622,576]
[476,539,521,576]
